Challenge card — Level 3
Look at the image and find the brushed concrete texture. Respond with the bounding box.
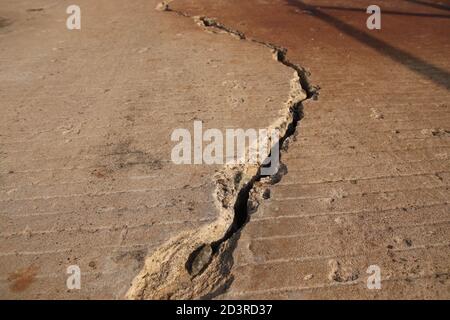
[171,0,450,299]
[0,0,295,298]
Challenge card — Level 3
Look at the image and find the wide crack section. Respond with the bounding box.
[186,103,304,278]
[126,3,318,299]
[177,14,317,280]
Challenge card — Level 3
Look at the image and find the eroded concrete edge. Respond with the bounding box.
[125,2,316,300]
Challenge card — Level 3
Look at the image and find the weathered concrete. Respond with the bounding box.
[0,0,300,298]
[1,0,449,300]
[171,0,450,299]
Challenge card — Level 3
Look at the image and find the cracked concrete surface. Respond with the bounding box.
[0,0,301,299]
[125,6,311,300]
[1,0,449,300]
[171,0,450,299]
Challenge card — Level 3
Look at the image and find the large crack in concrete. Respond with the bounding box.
[125,2,317,300]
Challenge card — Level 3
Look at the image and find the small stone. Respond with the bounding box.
[370,108,384,120]
[304,274,313,281]
[404,239,413,247]
[189,244,212,277]
[393,236,402,244]
[421,129,433,136]
[155,2,169,11]
[328,259,359,282]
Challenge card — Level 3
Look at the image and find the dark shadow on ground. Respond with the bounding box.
[286,0,450,90]
[405,0,450,11]
[316,5,450,19]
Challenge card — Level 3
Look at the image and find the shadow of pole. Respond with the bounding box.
[286,0,450,91]
[405,0,450,12]
[314,5,450,19]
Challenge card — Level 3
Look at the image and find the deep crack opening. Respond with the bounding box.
[187,102,304,276]
[177,11,314,280]
[127,4,317,299]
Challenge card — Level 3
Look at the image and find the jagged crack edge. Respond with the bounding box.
[126,4,315,300]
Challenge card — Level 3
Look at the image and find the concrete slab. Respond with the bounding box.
[171,0,450,299]
[0,0,298,298]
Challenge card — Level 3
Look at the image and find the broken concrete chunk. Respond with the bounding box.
[370,108,384,120]
[421,128,450,137]
[155,2,169,12]
[189,244,213,277]
[328,259,359,283]
[303,274,314,281]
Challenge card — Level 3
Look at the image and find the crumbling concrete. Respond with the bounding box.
[171,0,450,299]
[0,0,300,299]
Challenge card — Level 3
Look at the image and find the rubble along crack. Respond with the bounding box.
[125,4,317,300]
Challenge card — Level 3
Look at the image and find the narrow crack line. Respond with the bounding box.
[125,3,317,300]
[170,10,319,99]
